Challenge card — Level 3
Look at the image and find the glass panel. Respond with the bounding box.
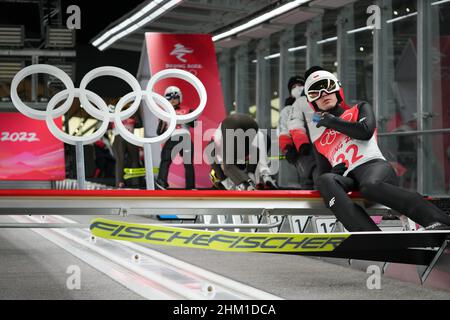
[424,0,450,195]
[379,132,450,195]
[378,134,418,191]
[230,54,236,112]
[352,30,374,106]
[375,0,419,193]
[346,0,375,106]
[248,45,257,115]
[423,131,450,195]
[429,1,450,132]
[290,23,307,77]
[320,9,339,73]
[379,0,418,134]
[269,33,280,129]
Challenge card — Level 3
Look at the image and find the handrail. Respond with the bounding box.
[378,128,450,137]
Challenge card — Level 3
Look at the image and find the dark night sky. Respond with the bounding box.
[0,0,148,95]
[60,0,146,44]
[0,0,145,44]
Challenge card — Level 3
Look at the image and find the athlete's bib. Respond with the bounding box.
[311,106,385,176]
[175,108,191,130]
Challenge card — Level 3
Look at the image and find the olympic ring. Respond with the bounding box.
[10,64,207,147]
[146,68,207,124]
[46,88,110,145]
[342,113,353,122]
[10,64,75,120]
[320,129,337,146]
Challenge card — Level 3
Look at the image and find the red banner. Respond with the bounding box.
[145,33,226,188]
[0,112,65,180]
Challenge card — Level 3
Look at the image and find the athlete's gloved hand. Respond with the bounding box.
[284,144,299,165]
[316,112,335,128]
[331,162,348,176]
[262,175,279,190]
[298,144,312,156]
[236,180,256,191]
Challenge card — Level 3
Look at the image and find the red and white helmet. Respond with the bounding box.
[164,86,183,103]
[304,70,342,103]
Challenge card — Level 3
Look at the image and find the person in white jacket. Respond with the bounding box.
[278,76,317,189]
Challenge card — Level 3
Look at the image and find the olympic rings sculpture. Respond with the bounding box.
[10,64,207,147]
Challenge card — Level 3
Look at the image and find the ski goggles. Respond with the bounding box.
[305,78,340,102]
[165,92,181,100]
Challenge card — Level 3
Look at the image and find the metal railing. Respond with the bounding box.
[378,128,450,137]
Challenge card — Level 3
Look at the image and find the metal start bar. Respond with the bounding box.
[0,220,283,230]
[0,190,394,216]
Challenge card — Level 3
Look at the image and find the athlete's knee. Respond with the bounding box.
[316,173,340,189]
[317,174,345,198]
